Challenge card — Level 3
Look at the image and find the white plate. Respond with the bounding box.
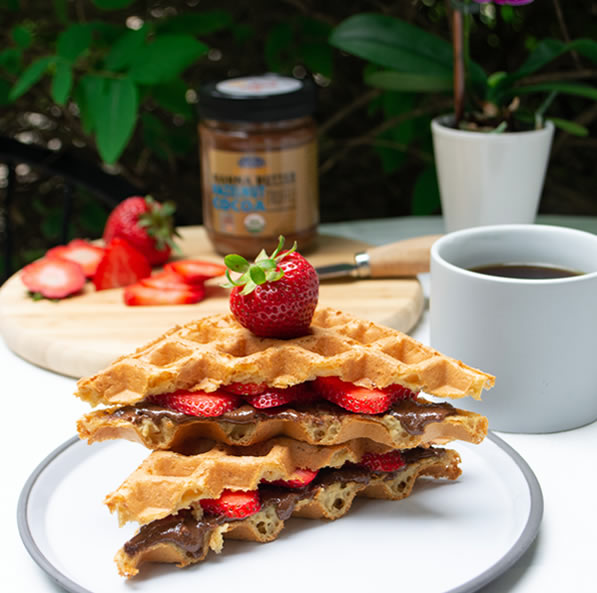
[18,433,542,593]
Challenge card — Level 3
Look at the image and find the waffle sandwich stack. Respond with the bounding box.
[75,307,493,577]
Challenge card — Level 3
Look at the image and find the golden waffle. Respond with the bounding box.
[115,447,461,577]
[106,436,398,526]
[78,396,488,451]
[75,307,495,407]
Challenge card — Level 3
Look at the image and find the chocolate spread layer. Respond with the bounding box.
[111,398,458,436]
[122,448,442,559]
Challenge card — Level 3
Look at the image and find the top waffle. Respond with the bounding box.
[75,307,495,407]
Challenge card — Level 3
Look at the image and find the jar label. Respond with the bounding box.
[203,142,318,238]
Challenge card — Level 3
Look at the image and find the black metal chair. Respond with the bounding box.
[0,136,144,281]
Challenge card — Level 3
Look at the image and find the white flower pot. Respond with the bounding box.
[431,116,554,233]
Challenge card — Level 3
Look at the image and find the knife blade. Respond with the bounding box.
[315,234,442,280]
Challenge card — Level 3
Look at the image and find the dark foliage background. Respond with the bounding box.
[1,0,596,275]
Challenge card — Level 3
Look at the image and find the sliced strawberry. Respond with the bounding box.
[21,257,86,299]
[386,384,418,401]
[244,384,312,409]
[46,239,105,278]
[140,269,195,291]
[166,259,226,284]
[150,389,240,417]
[124,283,205,306]
[314,376,393,415]
[200,489,261,519]
[268,468,319,489]
[359,450,405,473]
[222,382,268,396]
[92,238,151,291]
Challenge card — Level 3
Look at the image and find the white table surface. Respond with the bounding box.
[4,215,597,593]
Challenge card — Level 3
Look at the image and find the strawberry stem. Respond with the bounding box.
[222,235,295,295]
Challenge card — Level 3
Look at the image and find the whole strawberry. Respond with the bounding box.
[224,237,319,338]
[103,195,179,266]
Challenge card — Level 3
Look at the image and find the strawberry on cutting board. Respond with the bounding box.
[21,257,86,299]
[93,238,151,291]
[46,239,105,278]
[103,195,179,266]
[124,282,205,306]
[224,236,319,338]
[165,260,226,284]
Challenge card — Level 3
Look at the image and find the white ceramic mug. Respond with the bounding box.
[430,224,597,433]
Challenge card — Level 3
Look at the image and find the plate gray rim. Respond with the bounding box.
[17,431,543,593]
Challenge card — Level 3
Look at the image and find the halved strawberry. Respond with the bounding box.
[268,468,318,489]
[222,382,268,396]
[165,259,226,284]
[244,384,312,409]
[92,238,151,291]
[124,283,205,306]
[359,450,405,473]
[140,269,194,291]
[200,489,261,519]
[46,239,105,278]
[150,389,240,417]
[21,257,86,299]
[314,376,393,414]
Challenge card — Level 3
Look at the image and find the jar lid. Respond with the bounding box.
[198,74,316,122]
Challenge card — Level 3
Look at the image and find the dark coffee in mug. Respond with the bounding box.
[470,263,582,280]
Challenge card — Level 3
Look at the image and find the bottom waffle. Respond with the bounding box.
[115,447,461,577]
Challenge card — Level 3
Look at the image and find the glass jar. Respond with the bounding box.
[198,74,318,258]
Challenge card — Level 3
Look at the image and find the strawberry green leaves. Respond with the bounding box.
[223,236,294,295]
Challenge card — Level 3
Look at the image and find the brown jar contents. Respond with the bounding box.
[198,74,319,258]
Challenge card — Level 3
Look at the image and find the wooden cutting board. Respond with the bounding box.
[0,227,423,378]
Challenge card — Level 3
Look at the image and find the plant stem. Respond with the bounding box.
[452,8,465,125]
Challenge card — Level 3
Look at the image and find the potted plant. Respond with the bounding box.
[329,1,597,231]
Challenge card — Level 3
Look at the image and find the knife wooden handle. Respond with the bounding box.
[365,234,442,277]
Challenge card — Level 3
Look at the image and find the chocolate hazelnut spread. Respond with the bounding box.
[198,74,319,258]
[122,449,442,559]
[112,398,458,437]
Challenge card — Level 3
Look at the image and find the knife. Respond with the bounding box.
[316,234,442,279]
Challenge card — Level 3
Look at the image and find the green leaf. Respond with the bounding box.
[365,70,452,92]
[412,165,440,216]
[329,13,453,76]
[265,22,293,73]
[547,117,589,137]
[301,42,333,78]
[150,78,193,118]
[92,0,135,9]
[57,24,93,61]
[75,74,105,133]
[249,266,266,285]
[104,26,147,71]
[51,58,72,105]
[224,254,250,273]
[156,11,233,35]
[509,82,597,101]
[141,112,168,160]
[128,34,208,85]
[512,38,566,79]
[9,55,54,100]
[94,76,139,163]
[374,91,416,174]
[0,48,22,75]
[11,25,33,49]
[570,38,597,64]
